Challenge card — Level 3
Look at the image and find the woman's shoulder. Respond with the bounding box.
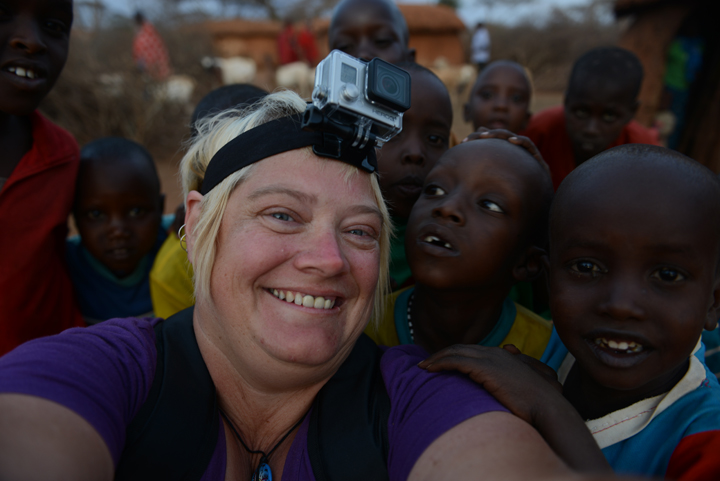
[379,344,509,481]
[380,344,505,409]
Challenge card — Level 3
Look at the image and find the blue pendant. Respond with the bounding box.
[252,462,272,481]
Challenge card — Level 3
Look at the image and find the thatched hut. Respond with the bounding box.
[615,0,720,170]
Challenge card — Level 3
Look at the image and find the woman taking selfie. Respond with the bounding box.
[0,91,578,481]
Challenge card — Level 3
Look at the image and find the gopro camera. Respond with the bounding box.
[310,50,411,147]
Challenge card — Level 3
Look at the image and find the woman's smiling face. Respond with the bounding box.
[196,149,383,369]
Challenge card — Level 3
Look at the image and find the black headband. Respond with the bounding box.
[200,113,378,195]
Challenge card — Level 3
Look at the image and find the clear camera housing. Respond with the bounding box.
[311,50,411,146]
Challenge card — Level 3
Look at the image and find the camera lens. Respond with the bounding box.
[366,58,411,112]
[381,75,399,96]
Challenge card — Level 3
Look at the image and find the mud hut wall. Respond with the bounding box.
[215,35,279,66]
[410,34,465,66]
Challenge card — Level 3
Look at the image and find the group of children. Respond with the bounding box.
[1,0,719,478]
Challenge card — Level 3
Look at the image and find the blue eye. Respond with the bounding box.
[349,229,367,236]
[651,268,685,283]
[480,200,503,213]
[272,212,293,222]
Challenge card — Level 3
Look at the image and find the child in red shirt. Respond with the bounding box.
[0,0,84,354]
[523,47,659,190]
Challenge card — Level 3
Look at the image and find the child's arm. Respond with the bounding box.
[418,344,611,474]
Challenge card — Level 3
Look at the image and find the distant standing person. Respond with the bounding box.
[297,20,319,66]
[133,11,172,81]
[471,22,491,70]
[278,20,299,65]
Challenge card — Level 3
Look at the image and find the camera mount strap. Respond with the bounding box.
[201,111,378,195]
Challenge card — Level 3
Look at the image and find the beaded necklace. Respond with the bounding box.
[220,409,305,481]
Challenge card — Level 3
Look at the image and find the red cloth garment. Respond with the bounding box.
[0,112,84,355]
[278,25,299,65]
[133,21,172,80]
[666,430,720,481]
[521,106,660,190]
[297,28,318,66]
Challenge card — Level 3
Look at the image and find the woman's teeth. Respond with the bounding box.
[594,338,644,353]
[7,66,37,79]
[271,289,335,309]
[424,235,452,249]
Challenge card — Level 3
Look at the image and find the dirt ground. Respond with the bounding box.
[154,90,564,219]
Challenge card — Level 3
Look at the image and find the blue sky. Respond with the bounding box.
[95,0,599,26]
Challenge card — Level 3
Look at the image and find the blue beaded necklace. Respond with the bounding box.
[220,409,305,481]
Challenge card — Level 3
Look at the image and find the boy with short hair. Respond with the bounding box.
[0,0,84,354]
[328,0,415,64]
[422,144,720,478]
[464,60,532,135]
[67,137,168,324]
[376,63,453,289]
[368,138,554,359]
[523,47,659,190]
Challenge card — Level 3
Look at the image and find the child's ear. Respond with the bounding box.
[629,100,640,117]
[406,48,416,63]
[512,246,547,283]
[519,111,532,132]
[704,277,720,331]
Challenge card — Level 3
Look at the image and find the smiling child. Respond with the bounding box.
[328,0,415,64]
[67,137,168,324]
[464,60,532,134]
[523,47,659,190]
[367,138,554,358]
[422,144,720,478]
[377,63,452,288]
[542,145,720,478]
[0,0,84,354]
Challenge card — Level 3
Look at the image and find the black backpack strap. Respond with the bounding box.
[115,308,219,481]
[308,333,391,481]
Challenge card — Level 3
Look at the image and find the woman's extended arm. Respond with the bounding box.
[0,394,114,481]
[419,344,611,474]
[409,410,574,481]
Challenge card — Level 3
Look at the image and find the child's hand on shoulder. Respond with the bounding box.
[463,127,550,174]
[418,344,562,426]
[419,344,612,474]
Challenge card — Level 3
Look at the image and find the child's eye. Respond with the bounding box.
[86,210,104,221]
[479,90,494,101]
[44,19,70,35]
[480,200,503,213]
[569,260,604,277]
[602,112,619,123]
[271,212,294,222]
[651,267,685,283]
[427,134,448,146]
[424,185,446,196]
[511,94,527,104]
[573,108,590,120]
[374,38,393,48]
[128,207,146,217]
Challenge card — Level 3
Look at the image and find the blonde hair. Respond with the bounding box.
[180,90,391,325]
